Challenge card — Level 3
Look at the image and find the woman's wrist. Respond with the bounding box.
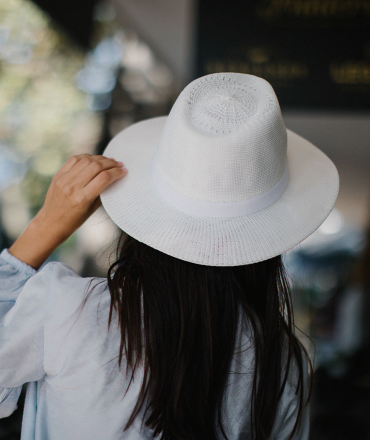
[33,207,72,245]
[8,213,66,270]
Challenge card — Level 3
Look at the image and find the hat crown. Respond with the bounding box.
[153,73,287,203]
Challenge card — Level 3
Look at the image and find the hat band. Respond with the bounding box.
[151,159,290,218]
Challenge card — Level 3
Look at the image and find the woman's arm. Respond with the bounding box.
[9,154,127,269]
[0,154,126,417]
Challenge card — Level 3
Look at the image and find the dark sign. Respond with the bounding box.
[196,0,370,110]
[31,0,96,47]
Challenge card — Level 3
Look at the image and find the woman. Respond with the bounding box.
[0,73,339,439]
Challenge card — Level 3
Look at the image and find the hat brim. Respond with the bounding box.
[101,117,339,266]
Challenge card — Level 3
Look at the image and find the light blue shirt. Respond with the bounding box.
[0,248,309,439]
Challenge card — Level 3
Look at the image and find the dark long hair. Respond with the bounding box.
[106,233,311,440]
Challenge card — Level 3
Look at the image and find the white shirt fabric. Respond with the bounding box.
[0,249,309,439]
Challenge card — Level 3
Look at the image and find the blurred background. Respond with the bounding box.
[0,0,369,438]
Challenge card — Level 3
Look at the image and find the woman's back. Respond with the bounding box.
[0,251,309,439]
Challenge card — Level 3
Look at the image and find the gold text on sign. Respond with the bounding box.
[256,0,370,19]
[330,62,370,84]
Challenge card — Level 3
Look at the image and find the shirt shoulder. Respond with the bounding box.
[42,263,112,377]
[43,261,109,324]
[47,261,107,296]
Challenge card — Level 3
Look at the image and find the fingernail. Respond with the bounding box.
[122,167,128,172]
[117,161,124,166]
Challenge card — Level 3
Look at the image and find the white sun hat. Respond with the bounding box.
[101,73,339,266]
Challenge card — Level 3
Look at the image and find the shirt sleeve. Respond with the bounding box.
[0,385,23,418]
[0,249,55,389]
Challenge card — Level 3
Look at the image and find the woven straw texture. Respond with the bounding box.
[101,74,339,266]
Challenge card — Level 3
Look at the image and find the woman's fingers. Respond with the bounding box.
[76,157,125,188]
[65,155,109,180]
[57,154,120,179]
[55,154,93,176]
[84,166,127,201]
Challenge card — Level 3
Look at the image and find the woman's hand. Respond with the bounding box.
[9,154,127,269]
[36,154,127,241]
